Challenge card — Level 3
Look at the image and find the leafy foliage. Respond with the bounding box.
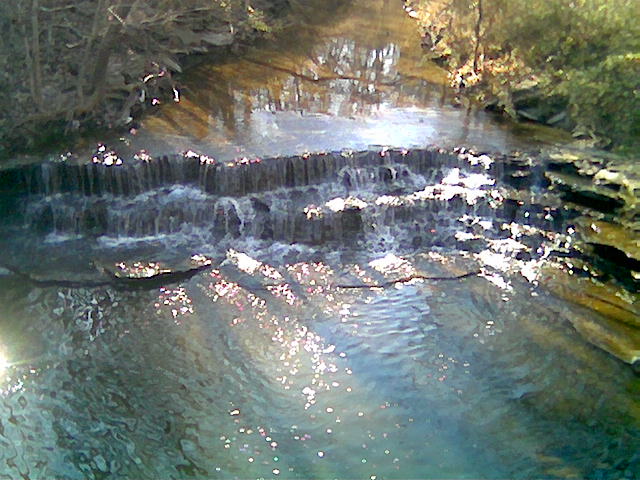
[412,0,640,149]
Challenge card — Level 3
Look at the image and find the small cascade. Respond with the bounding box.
[0,148,470,200]
[3,146,638,295]
[10,148,578,247]
[13,146,636,288]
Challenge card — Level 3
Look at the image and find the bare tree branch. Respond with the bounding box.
[472,0,483,73]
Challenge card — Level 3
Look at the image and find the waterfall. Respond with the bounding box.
[1,148,578,249]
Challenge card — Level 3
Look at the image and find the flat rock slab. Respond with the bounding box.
[541,267,640,365]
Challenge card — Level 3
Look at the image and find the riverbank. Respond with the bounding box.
[405,0,640,152]
[0,0,293,159]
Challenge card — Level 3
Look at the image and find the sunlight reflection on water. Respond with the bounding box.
[0,0,637,477]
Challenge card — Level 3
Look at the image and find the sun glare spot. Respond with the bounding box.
[0,352,7,374]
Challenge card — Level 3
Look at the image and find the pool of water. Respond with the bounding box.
[63,0,571,162]
[0,0,638,479]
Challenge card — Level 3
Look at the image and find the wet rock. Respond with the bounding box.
[341,207,363,238]
[546,171,625,213]
[512,83,572,129]
[564,306,639,365]
[0,165,31,195]
[33,204,55,234]
[99,255,212,279]
[541,267,640,365]
[574,219,640,291]
[587,244,640,291]
[544,149,639,211]
[250,197,270,213]
[547,270,640,328]
[576,220,640,265]
[82,202,109,235]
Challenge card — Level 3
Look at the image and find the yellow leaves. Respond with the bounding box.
[247,7,270,33]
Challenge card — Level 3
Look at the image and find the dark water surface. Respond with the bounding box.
[0,1,639,479]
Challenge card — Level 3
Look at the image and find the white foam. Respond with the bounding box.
[44,233,84,243]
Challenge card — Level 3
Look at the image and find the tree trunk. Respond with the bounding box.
[472,0,483,72]
[31,0,44,110]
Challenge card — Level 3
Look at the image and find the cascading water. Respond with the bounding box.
[5,148,557,250]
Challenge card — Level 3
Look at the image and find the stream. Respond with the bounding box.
[0,0,638,479]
